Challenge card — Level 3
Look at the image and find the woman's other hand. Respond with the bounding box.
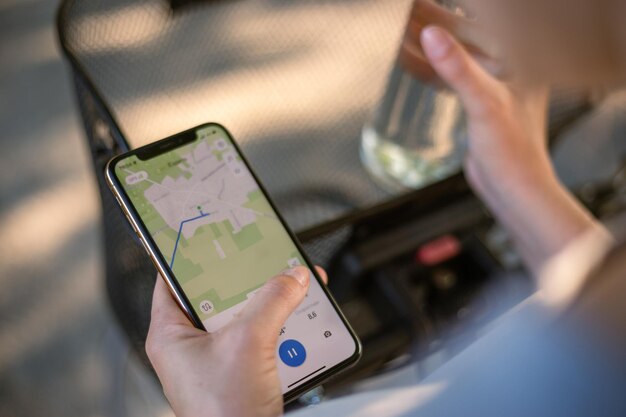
[420,25,604,275]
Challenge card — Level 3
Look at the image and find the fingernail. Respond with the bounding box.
[421,26,453,60]
[281,267,309,287]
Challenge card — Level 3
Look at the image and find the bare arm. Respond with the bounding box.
[420,26,611,277]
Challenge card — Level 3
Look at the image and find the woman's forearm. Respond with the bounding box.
[418,26,611,278]
[479,171,606,277]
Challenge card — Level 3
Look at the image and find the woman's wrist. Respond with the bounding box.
[467,159,601,276]
[466,152,551,216]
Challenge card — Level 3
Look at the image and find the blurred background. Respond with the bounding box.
[2,1,626,416]
[0,0,107,416]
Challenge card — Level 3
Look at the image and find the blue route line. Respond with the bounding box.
[169,211,210,269]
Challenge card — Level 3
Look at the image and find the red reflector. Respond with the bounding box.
[416,235,461,266]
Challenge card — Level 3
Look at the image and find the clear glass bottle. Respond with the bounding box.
[361,0,470,191]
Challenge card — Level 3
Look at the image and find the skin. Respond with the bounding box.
[147,2,622,415]
[458,0,626,87]
[418,26,608,277]
[146,266,327,417]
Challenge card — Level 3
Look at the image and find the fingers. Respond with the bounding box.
[150,274,193,328]
[315,266,328,285]
[147,275,200,365]
[421,25,504,117]
[236,266,311,340]
[400,0,465,86]
[150,266,325,331]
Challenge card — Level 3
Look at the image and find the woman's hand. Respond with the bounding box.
[146,266,327,417]
[399,0,498,87]
[419,25,604,275]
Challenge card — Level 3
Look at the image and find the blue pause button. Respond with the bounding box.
[278,339,307,367]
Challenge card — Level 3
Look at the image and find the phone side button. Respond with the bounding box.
[126,217,139,234]
[138,235,149,251]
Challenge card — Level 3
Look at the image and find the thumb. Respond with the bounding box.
[236,266,310,339]
[421,25,504,117]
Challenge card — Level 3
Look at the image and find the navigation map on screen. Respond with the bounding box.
[113,125,358,393]
[115,126,304,330]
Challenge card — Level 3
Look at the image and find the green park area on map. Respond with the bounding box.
[116,132,304,319]
[156,190,303,317]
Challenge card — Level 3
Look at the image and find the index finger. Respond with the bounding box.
[315,266,328,285]
[401,0,496,84]
[150,274,194,328]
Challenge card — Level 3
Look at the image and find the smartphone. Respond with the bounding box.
[105,123,361,401]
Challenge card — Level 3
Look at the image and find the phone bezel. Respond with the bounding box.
[105,122,362,402]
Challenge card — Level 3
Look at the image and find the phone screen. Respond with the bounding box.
[112,125,359,394]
